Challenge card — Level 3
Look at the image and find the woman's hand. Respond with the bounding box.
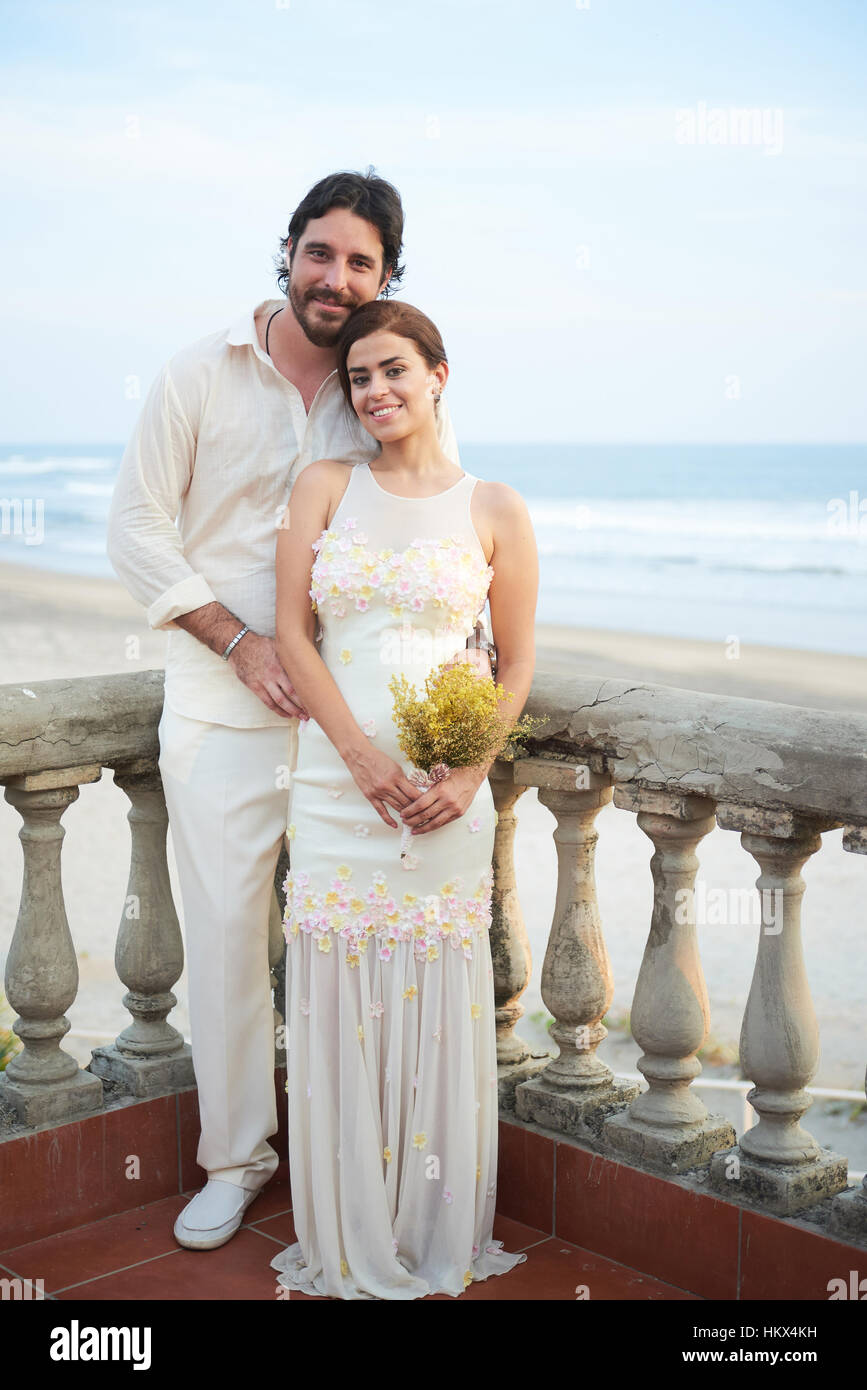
[400,765,489,836]
[344,744,426,830]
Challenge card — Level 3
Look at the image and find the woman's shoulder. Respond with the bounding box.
[473,478,531,519]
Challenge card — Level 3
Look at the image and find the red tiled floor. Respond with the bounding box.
[0,1194,190,1294]
[740,1210,867,1301]
[0,1178,696,1301]
[426,1238,701,1301]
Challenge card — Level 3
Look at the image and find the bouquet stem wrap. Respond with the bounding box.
[400,762,451,858]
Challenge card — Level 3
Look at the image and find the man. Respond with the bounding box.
[107,169,494,1252]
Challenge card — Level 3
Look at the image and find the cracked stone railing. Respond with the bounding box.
[492,669,867,1240]
[1,668,866,1243]
[0,671,287,1132]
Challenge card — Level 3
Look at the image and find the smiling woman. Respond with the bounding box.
[271,299,538,1300]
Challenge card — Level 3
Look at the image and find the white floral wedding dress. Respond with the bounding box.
[270,460,528,1299]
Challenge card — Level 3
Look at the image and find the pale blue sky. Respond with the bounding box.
[1,0,865,443]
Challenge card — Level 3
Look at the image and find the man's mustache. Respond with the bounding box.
[306,292,356,309]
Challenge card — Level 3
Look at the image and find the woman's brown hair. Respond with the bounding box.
[336,300,447,412]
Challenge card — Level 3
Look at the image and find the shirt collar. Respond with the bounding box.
[224,300,341,392]
[225,299,284,348]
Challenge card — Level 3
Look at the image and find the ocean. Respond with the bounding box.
[1,443,865,656]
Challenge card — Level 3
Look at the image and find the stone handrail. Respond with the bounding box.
[1,668,865,1244]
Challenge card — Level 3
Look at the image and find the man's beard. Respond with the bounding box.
[287,275,356,347]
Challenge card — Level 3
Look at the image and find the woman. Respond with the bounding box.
[270,299,538,1299]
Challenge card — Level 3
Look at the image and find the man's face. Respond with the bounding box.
[286,207,390,347]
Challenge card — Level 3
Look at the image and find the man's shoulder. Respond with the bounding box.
[163,321,239,384]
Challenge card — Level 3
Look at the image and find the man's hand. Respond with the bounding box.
[228,632,310,719]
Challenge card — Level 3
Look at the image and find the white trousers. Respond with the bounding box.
[157,704,299,1192]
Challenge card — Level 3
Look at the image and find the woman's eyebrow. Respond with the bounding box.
[349,357,407,372]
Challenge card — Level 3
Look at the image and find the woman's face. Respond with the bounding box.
[346,330,447,442]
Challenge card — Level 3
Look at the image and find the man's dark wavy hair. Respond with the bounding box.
[274,167,405,298]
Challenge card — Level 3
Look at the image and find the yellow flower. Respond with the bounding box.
[412,1132,427,1150]
[316,934,332,953]
[287,823,297,840]
[460,936,473,952]
[383,1146,392,1163]
[403,985,418,1000]
[346,953,360,969]
[340,648,352,664]
[324,890,339,906]
[476,1165,481,1180]
[402,893,418,906]
[426,945,439,962]
[288,921,299,938]
[440,881,457,896]
[374,881,387,897]
[336,864,352,880]
[341,1259,349,1276]
[385,911,400,926]
[463,1270,473,1288]
[349,897,365,914]
[357,1024,365,1043]
[471,1003,482,1019]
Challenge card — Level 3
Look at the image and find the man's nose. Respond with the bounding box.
[321,258,349,293]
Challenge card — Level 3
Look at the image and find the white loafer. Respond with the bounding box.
[174,1178,261,1250]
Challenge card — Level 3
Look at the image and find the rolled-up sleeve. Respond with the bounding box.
[107,361,217,630]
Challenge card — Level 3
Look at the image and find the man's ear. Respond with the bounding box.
[284,237,294,268]
[379,263,393,295]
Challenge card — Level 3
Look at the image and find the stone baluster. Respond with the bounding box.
[487,760,550,1108]
[831,825,867,1238]
[709,806,847,1215]
[0,767,105,1125]
[603,787,736,1170]
[515,761,639,1141]
[89,763,194,1096]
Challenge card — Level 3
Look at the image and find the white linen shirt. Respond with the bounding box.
[107,299,461,728]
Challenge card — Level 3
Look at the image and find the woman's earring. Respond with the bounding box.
[433,391,442,404]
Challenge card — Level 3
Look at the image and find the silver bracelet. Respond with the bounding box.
[221,625,249,661]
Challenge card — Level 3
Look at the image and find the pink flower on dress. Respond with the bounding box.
[361,718,377,737]
[468,817,482,833]
[300,998,310,1016]
[401,853,420,871]
[443,1190,454,1204]
[343,518,357,529]
[369,1000,384,1018]
[353,823,371,837]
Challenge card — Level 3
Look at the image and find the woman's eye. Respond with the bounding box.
[386,367,405,376]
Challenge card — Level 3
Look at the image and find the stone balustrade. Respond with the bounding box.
[1,669,866,1241]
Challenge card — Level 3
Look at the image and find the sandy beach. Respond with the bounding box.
[2,560,866,1161]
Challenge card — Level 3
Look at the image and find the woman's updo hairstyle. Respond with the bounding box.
[336,300,447,412]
